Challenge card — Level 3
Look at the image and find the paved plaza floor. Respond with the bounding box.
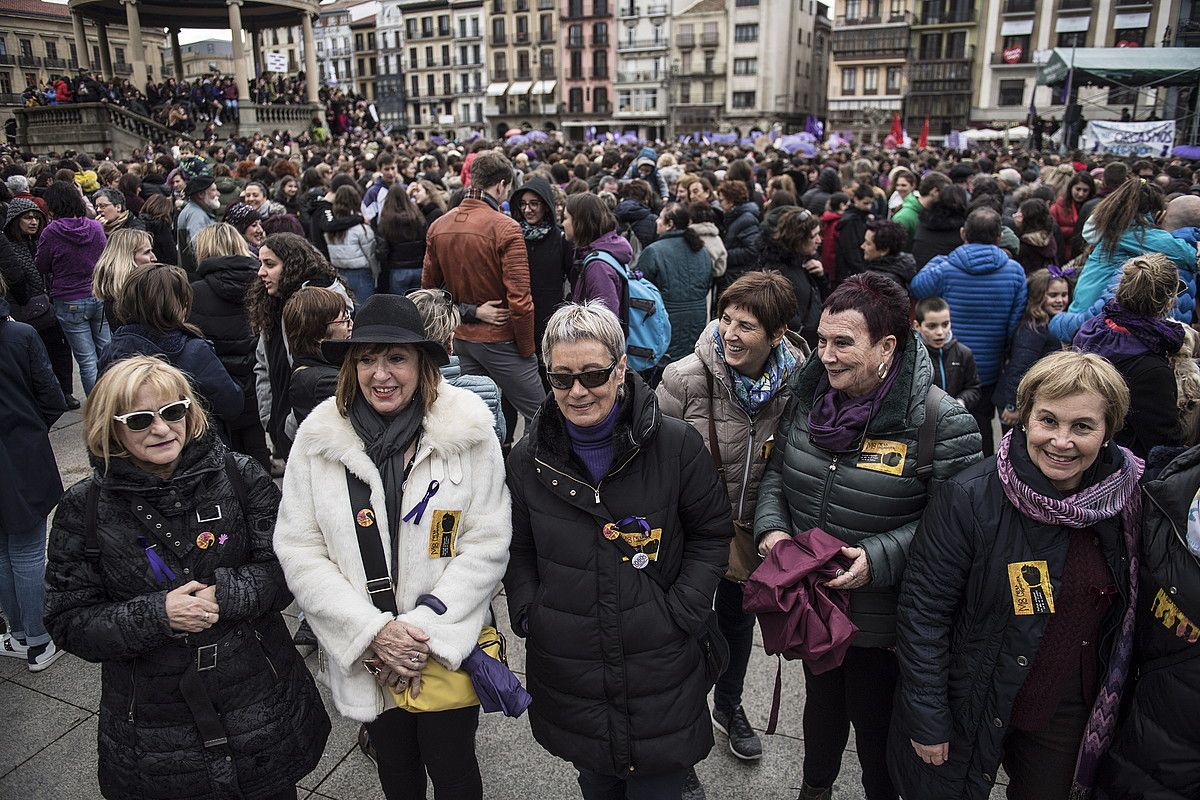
[0,393,1008,799]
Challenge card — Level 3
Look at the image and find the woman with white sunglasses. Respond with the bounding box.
[44,355,330,800]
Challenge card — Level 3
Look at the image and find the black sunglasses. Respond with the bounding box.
[112,399,190,431]
[546,360,619,390]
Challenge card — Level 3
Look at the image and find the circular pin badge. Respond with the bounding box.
[631,552,650,570]
[356,508,375,528]
[602,523,621,541]
[196,531,215,550]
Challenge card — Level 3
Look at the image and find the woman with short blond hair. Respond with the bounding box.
[45,355,330,800]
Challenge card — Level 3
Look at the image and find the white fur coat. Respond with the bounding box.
[273,382,512,722]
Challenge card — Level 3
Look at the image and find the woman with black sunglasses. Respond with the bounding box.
[504,300,732,800]
[43,355,330,800]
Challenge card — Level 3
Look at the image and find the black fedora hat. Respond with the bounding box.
[321,293,449,366]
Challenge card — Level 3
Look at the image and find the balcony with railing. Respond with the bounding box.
[592,34,609,46]
[18,55,41,68]
[539,65,557,78]
[615,70,665,83]
[44,57,67,70]
[568,35,585,48]
[618,37,668,51]
[1002,0,1034,12]
[991,49,1032,65]
[114,62,132,75]
[647,3,667,15]
[515,31,530,43]
[594,102,611,114]
[538,0,555,7]
[915,3,976,25]
[1058,0,1090,7]
[619,4,638,18]
[908,58,972,93]
[700,32,718,46]
[539,30,555,43]
[678,62,724,77]
[592,68,609,79]
[0,55,15,66]
[832,28,909,56]
[491,32,506,45]
[493,68,509,80]
[459,28,482,41]
[677,33,695,48]
[837,10,911,25]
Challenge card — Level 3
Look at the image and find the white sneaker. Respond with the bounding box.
[27,640,64,672]
[0,632,29,659]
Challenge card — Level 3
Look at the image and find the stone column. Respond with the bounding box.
[250,29,263,79]
[96,23,114,80]
[71,12,92,70]
[226,0,251,102]
[169,28,184,80]
[121,0,147,88]
[301,12,320,104]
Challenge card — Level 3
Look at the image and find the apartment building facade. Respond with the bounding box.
[559,0,616,140]
[315,0,360,92]
[486,0,560,137]
[351,11,379,101]
[973,0,1181,127]
[399,0,456,136]
[827,0,908,141]
[724,0,819,134]
[451,0,488,135]
[669,0,725,135]
[613,0,670,139]
[907,0,979,135]
[376,0,408,130]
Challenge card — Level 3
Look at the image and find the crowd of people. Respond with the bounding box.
[19,68,375,138]
[1,127,1200,800]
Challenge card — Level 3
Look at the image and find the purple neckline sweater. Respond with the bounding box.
[35,217,107,301]
[571,231,634,318]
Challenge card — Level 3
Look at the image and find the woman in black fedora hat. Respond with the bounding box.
[274,293,513,800]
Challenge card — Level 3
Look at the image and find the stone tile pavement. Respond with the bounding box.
[0,392,1009,799]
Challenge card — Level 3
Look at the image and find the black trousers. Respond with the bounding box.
[366,705,482,800]
[228,419,271,469]
[801,646,898,800]
[1002,679,1091,800]
[713,578,756,713]
[972,385,997,456]
[38,323,74,396]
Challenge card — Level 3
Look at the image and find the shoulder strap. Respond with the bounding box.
[84,479,101,562]
[223,452,249,516]
[917,385,947,482]
[704,368,725,480]
[345,467,398,615]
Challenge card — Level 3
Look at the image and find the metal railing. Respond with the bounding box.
[619,38,668,50]
[1003,0,1035,11]
[616,70,665,83]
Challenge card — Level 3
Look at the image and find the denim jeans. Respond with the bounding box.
[54,296,111,395]
[0,519,50,647]
[338,268,375,305]
[576,768,687,800]
[386,267,423,295]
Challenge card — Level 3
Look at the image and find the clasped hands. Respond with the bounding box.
[165,581,219,633]
[365,619,431,696]
[757,531,871,590]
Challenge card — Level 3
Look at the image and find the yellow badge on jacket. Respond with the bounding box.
[857,439,908,476]
[619,528,663,563]
[1007,560,1055,615]
[428,510,462,558]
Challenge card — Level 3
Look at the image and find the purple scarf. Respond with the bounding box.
[1075,300,1185,359]
[807,359,901,453]
[995,431,1144,798]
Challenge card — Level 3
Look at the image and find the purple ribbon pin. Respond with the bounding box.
[402,480,441,525]
[138,536,177,585]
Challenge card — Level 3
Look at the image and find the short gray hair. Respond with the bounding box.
[93,187,125,209]
[541,301,625,365]
[407,288,460,348]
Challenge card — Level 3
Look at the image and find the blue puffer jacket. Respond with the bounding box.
[1048,225,1197,342]
[441,356,507,442]
[910,244,1027,387]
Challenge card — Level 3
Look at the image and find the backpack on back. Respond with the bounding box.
[585,250,671,373]
[620,223,643,268]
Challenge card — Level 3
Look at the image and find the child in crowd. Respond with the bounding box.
[993,268,1071,426]
[914,296,981,410]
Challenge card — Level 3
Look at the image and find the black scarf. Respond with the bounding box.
[349,391,425,541]
[266,312,292,441]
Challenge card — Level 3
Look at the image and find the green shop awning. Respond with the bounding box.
[1038,48,1200,89]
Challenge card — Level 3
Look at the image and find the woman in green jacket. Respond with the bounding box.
[755,272,982,800]
[638,203,712,365]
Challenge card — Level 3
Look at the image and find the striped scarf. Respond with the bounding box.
[995,430,1143,799]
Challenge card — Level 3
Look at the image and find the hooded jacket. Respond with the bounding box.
[189,255,261,429]
[753,334,983,647]
[422,196,537,357]
[834,204,872,281]
[801,168,841,217]
[638,230,712,362]
[571,231,634,319]
[138,212,178,265]
[866,251,918,289]
[44,437,330,800]
[99,324,244,421]
[324,213,378,281]
[622,147,670,199]
[1074,313,1183,459]
[923,337,982,411]
[0,299,66,536]
[2,198,48,306]
[35,216,107,301]
[1098,445,1200,800]
[910,243,1028,387]
[657,320,807,580]
[504,373,731,776]
[1048,226,1197,343]
[1016,227,1063,275]
[890,432,1132,800]
[509,176,572,351]
[912,201,967,269]
[892,191,924,248]
[177,199,217,249]
[722,201,761,276]
[689,221,727,279]
[274,385,511,723]
[615,198,658,250]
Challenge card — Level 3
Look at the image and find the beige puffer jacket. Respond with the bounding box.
[657,319,808,580]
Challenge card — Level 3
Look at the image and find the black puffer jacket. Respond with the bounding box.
[801,168,841,216]
[866,251,918,289]
[504,373,731,776]
[722,201,761,279]
[753,334,983,647]
[913,201,968,269]
[1,198,48,305]
[1098,445,1200,800]
[752,219,827,346]
[190,255,260,430]
[509,176,572,352]
[890,431,1132,800]
[44,436,330,800]
[139,214,178,265]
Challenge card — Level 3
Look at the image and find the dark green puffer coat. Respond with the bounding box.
[753,332,982,647]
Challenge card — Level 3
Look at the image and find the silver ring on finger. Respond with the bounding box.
[204,611,211,622]
[410,655,420,664]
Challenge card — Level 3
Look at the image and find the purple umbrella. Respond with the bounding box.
[1173,145,1200,160]
[416,595,531,718]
